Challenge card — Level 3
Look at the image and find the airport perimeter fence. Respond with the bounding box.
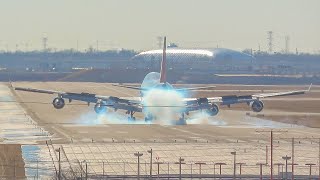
[3,135,320,179]
[1,159,320,179]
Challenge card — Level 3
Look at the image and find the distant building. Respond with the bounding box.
[132,48,255,73]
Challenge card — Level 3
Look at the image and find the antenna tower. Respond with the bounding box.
[42,36,48,51]
[267,31,273,53]
[285,36,290,54]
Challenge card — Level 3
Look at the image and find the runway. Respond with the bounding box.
[5,82,320,142]
[1,82,320,178]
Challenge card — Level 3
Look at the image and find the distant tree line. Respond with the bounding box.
[0,49,137,60]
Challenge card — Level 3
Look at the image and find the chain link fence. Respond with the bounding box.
[1,135,320,179]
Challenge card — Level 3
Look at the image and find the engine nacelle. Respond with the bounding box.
[94,103,107,114]
[206,103,219,116]
[250,100,264,112]
[52,98,65,109]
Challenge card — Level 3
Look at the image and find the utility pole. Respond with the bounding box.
[292,138,294,180]
[271,131,273,179]
[102,162,104,177]
[175,157,185,180]
[85,161,88,180]
[256,129,287,180]
[55,148,61,180]
[147,149,153,179]
[231,151,237,179]
[167,162,170,180]
[266,145,268,165]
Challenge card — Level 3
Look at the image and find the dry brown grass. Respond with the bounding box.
[0,144,25,178]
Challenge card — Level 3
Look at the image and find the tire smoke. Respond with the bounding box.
[142,88,185,124]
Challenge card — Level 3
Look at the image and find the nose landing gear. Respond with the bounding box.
[177,113,187,125]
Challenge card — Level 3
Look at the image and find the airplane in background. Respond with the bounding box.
[14,37,312,124]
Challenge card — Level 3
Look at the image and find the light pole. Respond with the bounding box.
[134,152,143,180]
[231,151,236,180]
[256,163,267,180]
[81,160,87,180]
[154,162,164,177]
[274,163,284,178]
[236,163,246,179]
[80,161,83,179]
[195,162,206,179]
[175,157,185,180]
[147,149,153,179]
[55,148,61,180]
[288,163,298,180]
[282,155,291,179]
[85,161,88,180]
[102,161,104,177]
[305,163,316,180]
[214,162,226,179]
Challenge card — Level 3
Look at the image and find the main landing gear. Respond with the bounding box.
[126,111,136,121]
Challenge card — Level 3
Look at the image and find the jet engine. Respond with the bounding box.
[206,103,219,116]
[250,100,264,112]
[52,98,65,109]
[94,102,107,114]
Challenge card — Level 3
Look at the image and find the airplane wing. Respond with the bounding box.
[112,84,142,90]
[14,84,312,118]
[175,86,216,91]
[14,87,143,112]
[14,87,63,94]
[184,84,312,108]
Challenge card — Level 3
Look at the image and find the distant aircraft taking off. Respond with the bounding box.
[14,37,312,124]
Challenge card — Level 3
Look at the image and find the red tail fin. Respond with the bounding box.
[160,36,167,83]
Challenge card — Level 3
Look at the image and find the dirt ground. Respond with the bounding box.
[0,144,25,179]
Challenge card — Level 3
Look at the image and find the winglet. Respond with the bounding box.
[307,83,312,92]
[159,36,167,83]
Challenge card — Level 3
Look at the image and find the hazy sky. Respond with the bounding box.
[0,0,319,52]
